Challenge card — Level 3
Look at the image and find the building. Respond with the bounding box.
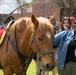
[0,0,60,22]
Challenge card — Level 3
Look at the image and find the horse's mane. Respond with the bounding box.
[11,17,54,31]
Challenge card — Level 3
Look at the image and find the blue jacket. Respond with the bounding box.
[53,29,74,70]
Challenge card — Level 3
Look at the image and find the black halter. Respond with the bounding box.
[32,36,54,57]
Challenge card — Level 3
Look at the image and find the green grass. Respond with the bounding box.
[0,70,3,75]
[27,60,58,75]
[0,60,58,75]
[27,60,36,75]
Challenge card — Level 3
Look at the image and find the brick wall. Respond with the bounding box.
[0,0,60,22]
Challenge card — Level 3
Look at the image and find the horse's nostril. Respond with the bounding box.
[46,64,51,70]
[45,64,55,71]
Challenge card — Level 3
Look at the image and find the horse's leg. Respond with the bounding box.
[34,60,43,75]
[16,70,26,75]
[16,54,32,75]
[52,67,56,75]
[45,71,49,75]
[35,61,49,75]
[41,69,45,75]
[16,62,31,75]
[3,68,12,75]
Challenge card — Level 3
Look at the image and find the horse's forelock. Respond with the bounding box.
[37,17,54,30]
[36,17,54,39]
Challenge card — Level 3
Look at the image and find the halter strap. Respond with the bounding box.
[32,36,54,56]
[14,24,28,58]
[0,21,32,75]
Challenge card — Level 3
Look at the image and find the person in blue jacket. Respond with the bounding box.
[53,18,76,75]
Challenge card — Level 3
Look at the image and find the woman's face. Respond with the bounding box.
[63,20,70,30]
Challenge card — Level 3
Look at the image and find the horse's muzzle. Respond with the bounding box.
[43,64,55,71]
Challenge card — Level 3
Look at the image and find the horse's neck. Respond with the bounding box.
[10,19,34,57]
[17,28,33,57]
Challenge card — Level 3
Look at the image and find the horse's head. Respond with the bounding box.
[31,14,55,71]
[13,14,55,71]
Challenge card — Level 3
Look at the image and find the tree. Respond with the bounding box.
[0,0,4,3]
[16,0,50,16]
[53,0,76,17]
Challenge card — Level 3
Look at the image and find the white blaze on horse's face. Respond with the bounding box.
[46,32,51,40]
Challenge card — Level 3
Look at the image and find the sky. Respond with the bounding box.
[26,0,32,3]
[0,0,32,14]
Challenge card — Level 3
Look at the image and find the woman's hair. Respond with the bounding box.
[73,18,76,24]
[60,17,72,31]
[72,18,76,29]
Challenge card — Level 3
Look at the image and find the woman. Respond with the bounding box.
[53,18,76,75]
[52,17,72,75]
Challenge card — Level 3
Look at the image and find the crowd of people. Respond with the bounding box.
[33,15,76,75]
[52,15,76,75]
[32,14,76,75]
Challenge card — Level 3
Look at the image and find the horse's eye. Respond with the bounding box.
[38,37,42,41]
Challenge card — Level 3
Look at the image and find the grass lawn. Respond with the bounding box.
[0,60,58,75]
[27,60,58,75]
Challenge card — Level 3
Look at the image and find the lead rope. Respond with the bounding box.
[0,20,27,75]
[14,25,34,75]
[14,25,26,75]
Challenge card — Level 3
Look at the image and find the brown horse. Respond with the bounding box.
[34,13,57,75]
[22,13,57,75]
[0,14,55,75]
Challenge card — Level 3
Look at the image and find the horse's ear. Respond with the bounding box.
[31,14,39,29]
[49,13,56,22]
[52,13,56,18]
